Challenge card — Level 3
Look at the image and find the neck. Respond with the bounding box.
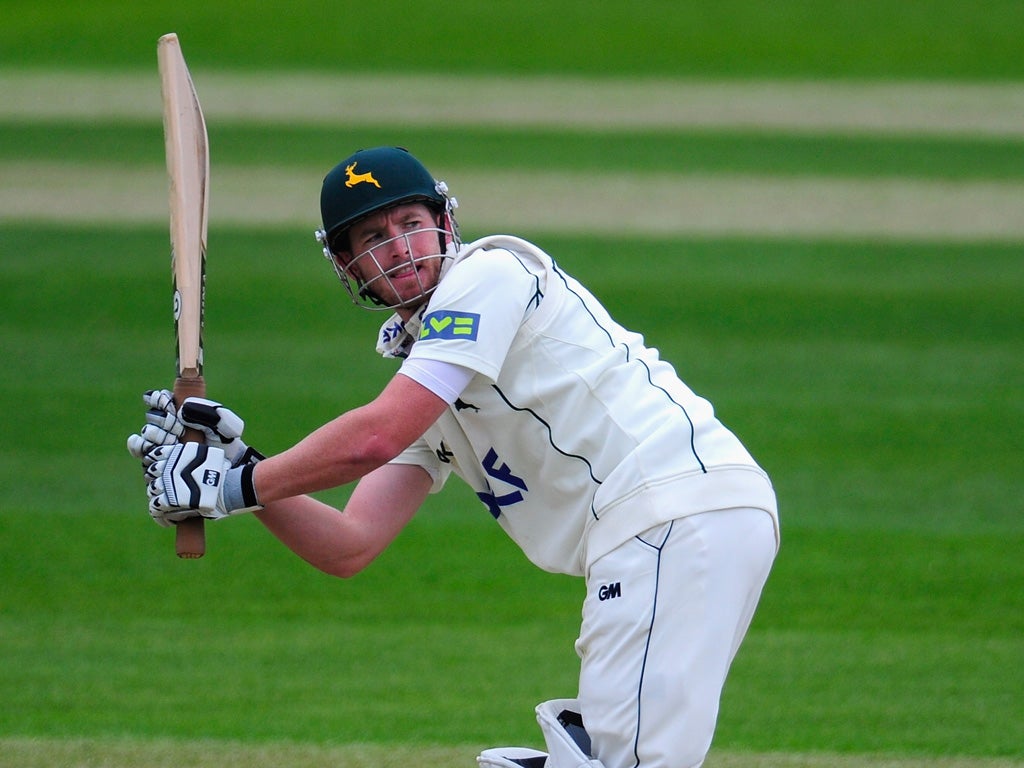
[396,302,425,324]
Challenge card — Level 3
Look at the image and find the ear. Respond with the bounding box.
[333,250,357,276]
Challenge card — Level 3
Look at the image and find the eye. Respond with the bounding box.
[358,230,385,248]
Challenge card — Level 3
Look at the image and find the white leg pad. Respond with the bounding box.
[535,699,605,768]
[477,747,549,768]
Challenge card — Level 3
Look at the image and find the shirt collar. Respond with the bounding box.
[375,304,427,359]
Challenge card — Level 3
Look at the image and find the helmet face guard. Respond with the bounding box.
[315,147,460,311]
[317,224,456,310]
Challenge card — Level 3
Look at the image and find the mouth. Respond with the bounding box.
[389,265,417,281]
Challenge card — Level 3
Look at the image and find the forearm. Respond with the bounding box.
[254,462,433,577]
[253,406,401,504]
[252,375,448,505]
[254,495,369,577]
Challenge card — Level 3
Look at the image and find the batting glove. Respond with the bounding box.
[144,443,263,527]
[126,389,182,467]
[127,390,264,468]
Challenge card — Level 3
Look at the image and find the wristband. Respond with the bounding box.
[222,464,263,514]
[235,445,266,467]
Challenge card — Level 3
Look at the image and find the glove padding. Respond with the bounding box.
[127,390,263,468]
[145,443,263,527]
[126,390,182,467]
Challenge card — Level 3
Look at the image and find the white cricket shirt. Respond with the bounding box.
[383,236,778,576]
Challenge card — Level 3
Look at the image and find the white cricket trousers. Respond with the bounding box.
[575,507,778,768]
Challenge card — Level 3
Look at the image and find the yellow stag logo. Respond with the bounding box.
[344,162,381,189]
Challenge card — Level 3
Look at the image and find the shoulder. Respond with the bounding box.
[451,235,553,277]
[410,238,550,377]
[433,236,549,307]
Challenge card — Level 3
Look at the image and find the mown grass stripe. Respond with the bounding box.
[2,71,1023,137]
[3,161,1023,240]
[1,738,1021,768]
[6,123,1024,180]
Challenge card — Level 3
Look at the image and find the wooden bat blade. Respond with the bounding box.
[159,32,208,381]
[159,32,209,558]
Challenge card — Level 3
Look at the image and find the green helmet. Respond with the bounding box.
[316,147,461,311]
[319,146,447,254]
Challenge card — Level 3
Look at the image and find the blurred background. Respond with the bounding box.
[1,2,1022,765]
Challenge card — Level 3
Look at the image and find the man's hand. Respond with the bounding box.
[145,443,263,528]
[126,389,182,467]
[127,390,263,468]
[178,396,264,466]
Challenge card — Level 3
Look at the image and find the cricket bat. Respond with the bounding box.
[158,33,209,558]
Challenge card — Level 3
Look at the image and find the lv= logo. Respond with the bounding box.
[420,311,481,341]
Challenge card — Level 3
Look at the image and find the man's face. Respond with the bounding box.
[336,202,447,314]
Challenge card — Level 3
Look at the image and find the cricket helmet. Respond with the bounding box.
[315,147,461,310]
[318,146,452,253]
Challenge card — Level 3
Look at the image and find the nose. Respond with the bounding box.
[377,228,411,261]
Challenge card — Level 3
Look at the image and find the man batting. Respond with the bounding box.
[129,146,779,768]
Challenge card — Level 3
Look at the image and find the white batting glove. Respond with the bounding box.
[177,397,265,467]
[127,389,183,467]
[144,443,263,527]
[127,390,264,468]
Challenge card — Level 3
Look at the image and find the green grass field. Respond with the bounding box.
[3,0,1023,77]
[1,2,1022,767]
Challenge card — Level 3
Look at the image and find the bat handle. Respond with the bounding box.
[173,375,207,559]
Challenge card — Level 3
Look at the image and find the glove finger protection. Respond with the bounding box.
[179,397,265,467]
[127,391,264,468]
[146,443,227,523]
[127,389,185,464]
[146,443,262,528]
[143,388,177,414]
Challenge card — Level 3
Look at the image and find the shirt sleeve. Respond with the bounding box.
[405,248,543,381]
[388,436,450,493]
[397,358,476,404]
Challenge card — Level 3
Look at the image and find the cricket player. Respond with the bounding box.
[129,146,780,768]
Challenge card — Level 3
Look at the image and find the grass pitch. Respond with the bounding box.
[2,739,1023,768]
[1,230,1021,761]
